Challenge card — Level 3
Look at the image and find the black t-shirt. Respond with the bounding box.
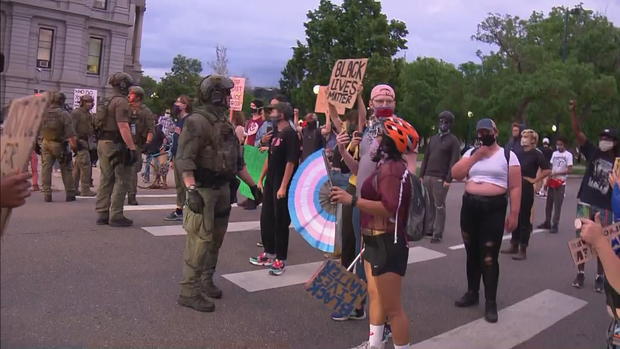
[301,126,324,162]
[267,126,301,186]
[540,146,554,162]
[518,148,550,178]
[578,141,615,210]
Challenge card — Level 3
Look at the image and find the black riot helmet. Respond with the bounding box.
[49,91,66,107]
[198,75,234,107]
[108,72,134,95]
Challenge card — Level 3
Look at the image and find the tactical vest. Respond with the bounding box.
[41,107,66,142]
[94,96,124,135]
[195,106,240,179]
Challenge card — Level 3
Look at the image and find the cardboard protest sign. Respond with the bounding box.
[72,89,98,113]
[315,86,346,115]
[568,222,620,265]
[327,58,368,110]
[1,92,50,234]
[238,145,268,199]
[614,157,620,177]
[230,77,246,112]
[305,260,367,315]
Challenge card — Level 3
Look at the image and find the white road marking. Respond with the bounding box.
[125,203,238,211]
[223,246,446,292]
[142,220,259,236]
[448,229,545,250]
[411,289,587,349]
[77,194,178,199]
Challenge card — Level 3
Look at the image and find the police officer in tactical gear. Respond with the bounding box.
[95,72,139,227]
[40,91,78,202]
[176,75,262,312]
[72,94,97,196]
[126,85,154,205]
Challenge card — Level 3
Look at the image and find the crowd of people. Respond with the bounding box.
[1,70,619,349]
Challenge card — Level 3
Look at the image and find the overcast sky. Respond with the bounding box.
[141,0,619,87]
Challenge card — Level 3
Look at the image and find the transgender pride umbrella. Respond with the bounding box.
[288,149,337,253]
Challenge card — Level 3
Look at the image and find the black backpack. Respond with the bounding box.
[405,172,430,242]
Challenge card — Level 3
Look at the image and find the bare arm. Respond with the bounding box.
[594,238,620,292]
[507,165,522,218]
[569,100,587,146]
[326,102,343,133]
[118,122,137,150]
[531,169,551,183]
[238,166,256,187]
[356,92,367,132]
[451,154,478,181]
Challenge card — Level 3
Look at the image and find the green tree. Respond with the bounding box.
[152,54,203,115]
[279,0,408,112]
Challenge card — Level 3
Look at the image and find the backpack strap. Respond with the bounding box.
[505,147,511,188]
[393,167,409,244]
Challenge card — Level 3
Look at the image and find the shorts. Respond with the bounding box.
[362,233,408,277]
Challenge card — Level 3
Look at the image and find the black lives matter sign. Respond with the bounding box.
[327,58,368,109]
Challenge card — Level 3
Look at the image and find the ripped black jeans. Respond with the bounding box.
[460,192,507,302]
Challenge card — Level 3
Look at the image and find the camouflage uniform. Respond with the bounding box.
[127,87,155,205]
[71,98,96,196]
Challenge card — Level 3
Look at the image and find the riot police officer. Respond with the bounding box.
[176,75,262,312]
[126,86,154,205]
[95,72,139,227]
[72,94,97,196]
[40,91,78,202]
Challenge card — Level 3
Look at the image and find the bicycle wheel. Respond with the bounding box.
[138,161,158,189]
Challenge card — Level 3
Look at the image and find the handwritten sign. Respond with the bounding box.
[230,77,246,112]
[1,92,50,234]
[72,89,98,113]
[315,86,346,115]
[568,222,620,265]
[305,260,366,315]
[327,58,368,110]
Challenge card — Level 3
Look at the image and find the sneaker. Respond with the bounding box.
[164,210,183,222]
[109,216,133,227]
[349,342,370,349]
[269,259,285,276]
[595,274,605,293]
[331,308,366,321]
[249,252,274,267]
[455,291,479,307]
[256,241,264,247]
[537,222,551,230]
[572,272,585,288]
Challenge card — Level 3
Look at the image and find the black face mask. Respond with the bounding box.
[250,108,258,114]
[478,134,496,146]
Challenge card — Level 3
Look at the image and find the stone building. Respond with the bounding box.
[0,0,146,114]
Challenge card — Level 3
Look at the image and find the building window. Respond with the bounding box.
[87,37,103,75]
[36,28,54,69]
[93,0,107,9]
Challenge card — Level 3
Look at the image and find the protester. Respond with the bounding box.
[255,95,288,148]
[249,103,300,275]
[451,118,521,323]
[164,96,191,221]
[238,100,265,210]
[505,122,524,155]
[300,113,325,162]
[501,129,550,260]
[419,110,461,243]
[538,137,573,233]
[569,99,618,291]
[331,117,419,349]
[536,137,554,197]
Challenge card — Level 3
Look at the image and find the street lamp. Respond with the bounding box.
[552,124,557,133]
[466,111,474,145]
[313,85,321,95]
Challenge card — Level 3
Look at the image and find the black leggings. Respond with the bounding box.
[460,193,507,302]
[260,179,291,261]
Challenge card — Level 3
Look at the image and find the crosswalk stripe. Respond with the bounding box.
[411,289,587,349]
[222,246,446,292]
[77,194,179,199]
[126,203,239,211]
[142,220,259,236]
[448,229,545,250]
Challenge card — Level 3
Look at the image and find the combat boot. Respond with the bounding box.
[109,216,133,227]
[44,193,52,202]
[202,272,223,299]
[500,242,518,254]
[127,194,138,206]
[66,194,76,202]
[96,213,109,225]
[80,189,97,197]
[512,245,527,261]
[177,294,215,312]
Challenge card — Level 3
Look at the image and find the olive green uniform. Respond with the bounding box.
[176,104,243,298]
[127,104,155,197]
[95,94,132,220]
[40,106,77,196]
[71,106,95,194]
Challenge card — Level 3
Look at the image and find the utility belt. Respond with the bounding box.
[362,228,388,237]
[194,167,233,189]
[98,131,122,142]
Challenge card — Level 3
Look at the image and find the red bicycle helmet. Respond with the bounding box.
[382,117,419,153]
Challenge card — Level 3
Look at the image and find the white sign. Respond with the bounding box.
[73,89,98,113]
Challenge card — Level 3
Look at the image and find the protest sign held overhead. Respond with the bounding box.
[230,77,246,112]
[1,92,50,234]
[327,58,368,110]
[73,89,98,113]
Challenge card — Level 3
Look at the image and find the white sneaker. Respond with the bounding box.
[350,341,384,349]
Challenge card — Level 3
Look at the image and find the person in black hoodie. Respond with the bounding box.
[505,122,525,156]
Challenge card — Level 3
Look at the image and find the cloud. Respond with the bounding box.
[141,0,620,86]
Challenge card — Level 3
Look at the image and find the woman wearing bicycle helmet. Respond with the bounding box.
[331,117,419,349]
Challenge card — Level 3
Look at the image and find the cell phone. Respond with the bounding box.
[353,131,361,138]
[266,126,273,133]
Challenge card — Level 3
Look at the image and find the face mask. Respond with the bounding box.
[270,113,282,123]
[599,140,615,152]
[374,106,394,118]
[250,108,258,114]
[478,134,496,147]
[172,105,181,115]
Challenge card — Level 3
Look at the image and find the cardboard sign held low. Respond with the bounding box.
[327,58,368,110]
[568,222,620,265]
[305,260,367,316]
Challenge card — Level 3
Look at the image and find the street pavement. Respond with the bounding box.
[0,171,613,349]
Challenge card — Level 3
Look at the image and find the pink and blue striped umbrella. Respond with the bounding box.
[288,149,337,253]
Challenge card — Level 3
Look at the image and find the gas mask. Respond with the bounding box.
[210,88,230,107]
